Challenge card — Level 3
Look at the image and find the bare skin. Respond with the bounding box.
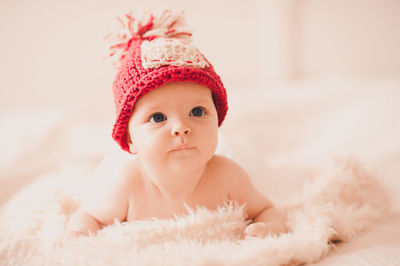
[59,82,288,244]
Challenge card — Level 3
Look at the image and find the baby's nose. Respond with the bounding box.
[171,120,191,136]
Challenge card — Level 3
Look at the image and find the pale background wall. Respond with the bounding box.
[0,0,399,112]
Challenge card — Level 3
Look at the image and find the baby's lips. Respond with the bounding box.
[170,145,193,152]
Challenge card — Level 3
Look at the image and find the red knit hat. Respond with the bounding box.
[106,10,228,153]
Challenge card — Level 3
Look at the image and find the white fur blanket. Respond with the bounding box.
[1,80,400,265]
[0,158,390,266]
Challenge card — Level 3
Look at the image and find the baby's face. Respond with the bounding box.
[128,82,219,172]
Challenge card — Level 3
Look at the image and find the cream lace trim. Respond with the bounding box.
[141,38,208,69]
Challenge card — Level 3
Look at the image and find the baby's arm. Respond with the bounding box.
[243,206,288,238]
[221,156,288,237]
[65,211,102,235]
[64,153,132,237]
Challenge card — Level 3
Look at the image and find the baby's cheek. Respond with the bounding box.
[199,126,218,153]
[142,132,166,154]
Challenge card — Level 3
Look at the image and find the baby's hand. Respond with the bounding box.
[243,221,288,238]
[54,231,87,248]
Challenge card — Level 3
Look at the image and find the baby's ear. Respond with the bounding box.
[127,133,138,154]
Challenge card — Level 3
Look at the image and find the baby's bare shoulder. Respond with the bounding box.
[92,151,140,186]
[208,155,272,217]
[204,155,251,192]
[80,152,141,224]
[208,155,248,178]
[207,155,255,195]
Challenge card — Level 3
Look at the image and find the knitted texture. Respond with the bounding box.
[107,10,228,153]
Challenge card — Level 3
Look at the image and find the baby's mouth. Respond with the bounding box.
[170,145,193,152]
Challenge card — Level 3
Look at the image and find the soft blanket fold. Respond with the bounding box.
[0,158,391,266]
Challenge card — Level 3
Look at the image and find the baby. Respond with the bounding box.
[61,10,288,241]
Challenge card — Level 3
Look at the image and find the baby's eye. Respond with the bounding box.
[150,113,166,123]
[190,107,205,117]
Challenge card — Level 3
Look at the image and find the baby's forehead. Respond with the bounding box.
[156,81,211,93]
[140,82,212,102]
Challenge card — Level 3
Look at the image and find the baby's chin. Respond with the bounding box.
[165,151,208,172]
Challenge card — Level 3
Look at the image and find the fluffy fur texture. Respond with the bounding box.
[0,158,390,265]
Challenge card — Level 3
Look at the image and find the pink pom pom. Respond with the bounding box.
[105,10,192,67]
